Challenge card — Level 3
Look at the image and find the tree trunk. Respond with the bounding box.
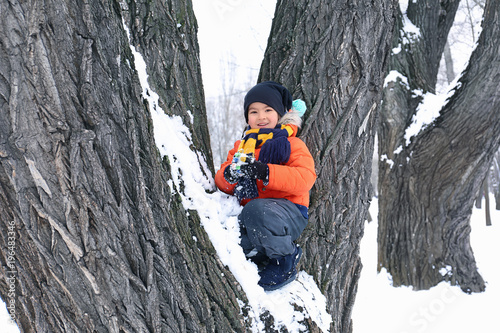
[443,41,456,84]
[378,0,500,292]
[259,1,397,332]
[0,1,246,332]
[483,177,492,226]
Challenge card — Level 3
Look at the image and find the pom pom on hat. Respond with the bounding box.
[291,99,307,117]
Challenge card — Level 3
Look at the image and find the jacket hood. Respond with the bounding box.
[278,111,302,128]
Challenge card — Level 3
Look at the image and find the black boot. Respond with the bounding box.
[258,245,302,291]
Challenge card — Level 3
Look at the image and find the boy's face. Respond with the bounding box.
[247,102,280,129]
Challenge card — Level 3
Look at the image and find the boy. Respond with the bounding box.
[215,81,316,291]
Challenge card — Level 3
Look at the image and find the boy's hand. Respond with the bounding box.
[224,164,240,184]
[239,161,269,181]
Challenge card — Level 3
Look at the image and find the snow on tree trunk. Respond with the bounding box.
[259,1,398,332]
[0,1,247,332]
[378,0,500,292]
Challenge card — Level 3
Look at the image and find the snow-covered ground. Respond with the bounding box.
[353,198,500,333]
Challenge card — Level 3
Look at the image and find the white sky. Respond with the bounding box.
[192,0,276,97]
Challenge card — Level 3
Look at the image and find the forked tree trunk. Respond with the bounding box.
[0,1,246,332]
[378,0,500,292]
[259,1,398,332]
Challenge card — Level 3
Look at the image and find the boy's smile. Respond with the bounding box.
[247,102,280,129]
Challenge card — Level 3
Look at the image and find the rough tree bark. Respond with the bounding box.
[378,0,500,292]
[259,1,398,332]
[0,0,247,332]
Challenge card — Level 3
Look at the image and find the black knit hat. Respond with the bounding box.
[243,81,293,122]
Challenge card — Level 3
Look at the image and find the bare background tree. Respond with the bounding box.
[206,54,250,167]
[436,0,485,91]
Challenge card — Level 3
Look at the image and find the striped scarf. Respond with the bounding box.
[234,124,295,201]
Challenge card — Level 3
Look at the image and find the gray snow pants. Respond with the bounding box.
[238,198,308,259]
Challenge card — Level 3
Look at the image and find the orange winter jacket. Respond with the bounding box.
[215,127,317,209]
